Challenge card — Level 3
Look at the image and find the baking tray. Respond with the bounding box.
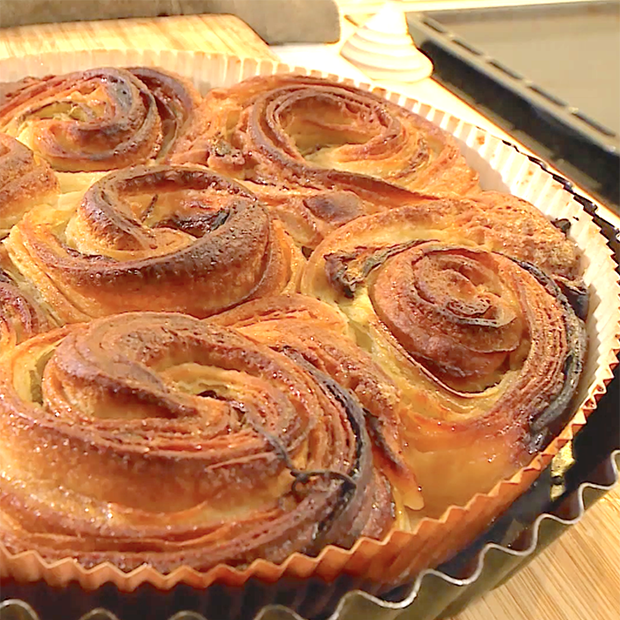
[406,1,620,211]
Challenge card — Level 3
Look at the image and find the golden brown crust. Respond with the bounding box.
[212,294,422,510]
[0,269,50,352]
[448,192,582,283]
[0,134,59,237]
[0,70,593,582]
[169,74,478,247]
[0,312,394,570]
[303,193,582,291]
[4,164,303,323]
[0,67,201,172]
[301,202,586,516]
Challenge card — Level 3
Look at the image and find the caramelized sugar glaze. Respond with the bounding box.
[301,198,586,516]
[0,312,392,570]
[0,67,201,171]
[169,74,479,248]
[0,69,592,580]
[3,164,301,323]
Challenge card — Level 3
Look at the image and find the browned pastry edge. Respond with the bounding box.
[168,73,479,247]
[301,199,587,515]
[4,164,303,323]
[0,312,394,571]
[0,133,59,235]
[0,67,201,171]
[0,71,596,588]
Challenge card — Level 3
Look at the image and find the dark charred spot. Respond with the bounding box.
[552,218,572,234]
[325,240,426,299]
[362,408,402,470]
[325,251,363,299]
[0,269,14,285]
[63,246,118,262]
[526,268,587,442]
[555,278,589,321]
[514,256,589,323]
[197,389,225,400]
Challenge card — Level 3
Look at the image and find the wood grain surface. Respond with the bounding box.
[456,489,620,620]
[0,14,278,61]
[0,11,618,620]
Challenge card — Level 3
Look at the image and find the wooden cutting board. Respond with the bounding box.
[0,14,278,61]
[0,12,618,620]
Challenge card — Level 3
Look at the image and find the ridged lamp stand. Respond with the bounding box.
[340,1,433,83]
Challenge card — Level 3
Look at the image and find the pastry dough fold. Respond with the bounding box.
[4,164,302,323]
[0,312,394,571]
[302,197,587,516]
[0,133,58,237]
[0,67,201,171]
[170,75,479,247]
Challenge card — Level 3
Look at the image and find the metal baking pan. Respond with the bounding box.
[1,146,618,620]
[406,1,620,210]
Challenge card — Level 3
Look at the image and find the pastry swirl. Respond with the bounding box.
[169,74,478,247]
[0,312,393,570]
[212,294,423,510]
[0,269,49,351]
[0,67,201,171]
[302,200,587,516]
[0,133,58,237]
[4,164,302,323]
[0,69,599,587]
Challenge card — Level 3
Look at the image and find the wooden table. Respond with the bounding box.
[0,11,618,620]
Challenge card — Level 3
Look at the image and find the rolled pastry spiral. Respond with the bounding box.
[0,269,49,352]
[212,294,423,511]
[0,312,393,571]
[4,164,302,324]
[0,133,58,238]
[302,197,587,517]
[169,74,478,247]
[0,136,56,349]
[0,67,201,171]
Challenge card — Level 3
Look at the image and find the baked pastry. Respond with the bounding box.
[169,74,479,247]
[0,269,49,351]
[301,196,587,516]
[0,133,58,238]
[212,294,422,510]
[0,311,393,571]
[0,67,612,596]
[4,164,303,323]
[0,67,201,172]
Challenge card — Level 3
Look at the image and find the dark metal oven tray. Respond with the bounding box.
[407,1,620,210]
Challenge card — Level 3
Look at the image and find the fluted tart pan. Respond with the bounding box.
[0,49,618,620]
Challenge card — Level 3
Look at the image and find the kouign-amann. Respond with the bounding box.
[0,69,595,587]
